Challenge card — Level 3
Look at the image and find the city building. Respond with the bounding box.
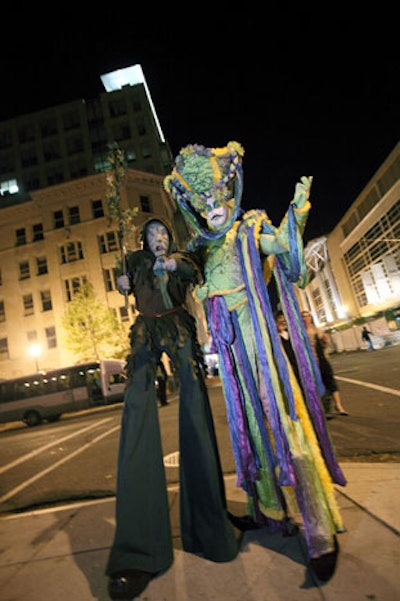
[298,142,400,351]
[0,168,178,379]
[0,64,173,205]
[1,62,398,376]
[0,65,187,379]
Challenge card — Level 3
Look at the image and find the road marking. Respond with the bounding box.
[0,417,114,475]
[163,451,179,467]
[0,424,120,504]
[0,475,241,520]
[336,376,400,397]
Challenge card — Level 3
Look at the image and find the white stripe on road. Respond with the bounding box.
[0,424,120,504]
[0,417,114,475]
[0,475,241,520]
[336,376,400,397]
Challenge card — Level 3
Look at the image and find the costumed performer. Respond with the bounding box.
[164,142,347,583]
[106,218,239,601]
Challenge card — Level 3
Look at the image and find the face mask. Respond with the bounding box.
[146,222,169,257]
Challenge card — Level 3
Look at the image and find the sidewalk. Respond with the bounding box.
[0,463,399,601]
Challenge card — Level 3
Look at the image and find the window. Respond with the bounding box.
[109,98,127,117]
[19,261,30,280]
[68,206,80,225]
[0,300,5,322]
[32,223,44,241]
[43,140,61,161]
[126,147,137,163]
[45,326,57,349]
[0,129,12,149]
[40,117,57,137]
[90,123,107,146]
[0,178,18,195]
[103,268,118,291]
[99,231,119,253]
[139,195,151,213]
[24,173,40,191]
[112,123,131,141]
[53,210,65,228]
[23,294,34,315]
[0,155,13,174]
[63,110,80,131]
[119,306,130,322]
[27,330,37,342]
[87,98,103,123]
[40,290,52,311]
[69,160,87,179]
[60,241,84,263]
[18,123,36,143]
[36,257,48,275]
[132,98,142,112]
[16,228,26,246]
[141,143,151,158]
[47,169,64,186]
[93,155,109,173]
[92,199,104,218]
[21,147,38,167]
[137,119,146,136]
[64,276,86,301]
[0,337,9,359]
[66,135,84,154]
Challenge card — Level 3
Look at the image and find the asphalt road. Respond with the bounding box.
[0,345,399,514]
[328,345,400,462]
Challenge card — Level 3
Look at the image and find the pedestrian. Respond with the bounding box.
[301,310,349,416]
[274,310,301,386]
[106,218,239,600]
[156,357,169,406]
[362,326,374,350]
[164,141,346,583]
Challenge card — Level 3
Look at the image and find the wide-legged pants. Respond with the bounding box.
[105,338,239,577]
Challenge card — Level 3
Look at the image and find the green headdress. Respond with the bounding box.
[164,141,244,245]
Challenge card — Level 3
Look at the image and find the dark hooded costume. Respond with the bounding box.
[106,218,239,581]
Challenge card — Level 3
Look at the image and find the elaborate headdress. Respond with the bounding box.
[164,141,245,243]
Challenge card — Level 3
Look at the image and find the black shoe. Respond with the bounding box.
[108,569,153,600]
[310,536,339,582]
[281,517,300,537]
[227,511,261,531]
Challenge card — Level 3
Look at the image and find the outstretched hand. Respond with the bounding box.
[292,176,313,209]
[116,274,130,294]
[153,257,177,274]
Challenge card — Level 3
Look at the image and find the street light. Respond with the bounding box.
[28,343,41,373]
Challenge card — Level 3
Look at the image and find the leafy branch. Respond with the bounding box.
[105,143,139,273]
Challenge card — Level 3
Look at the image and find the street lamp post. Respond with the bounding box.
[28,343,41,373]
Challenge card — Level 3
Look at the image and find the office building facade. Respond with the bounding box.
[298,142,400,350]
[0,65,185,379]
[0,64,173,205]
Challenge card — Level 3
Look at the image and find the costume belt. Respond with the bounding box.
[139,306,182,318]
[207,283,245,297]
[207,284,247,311]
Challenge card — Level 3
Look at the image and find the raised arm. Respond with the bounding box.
[259,176,312,256]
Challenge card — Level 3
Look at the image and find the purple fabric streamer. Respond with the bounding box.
[205,209,346,499]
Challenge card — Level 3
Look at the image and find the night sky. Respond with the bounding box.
[2,8,399,242]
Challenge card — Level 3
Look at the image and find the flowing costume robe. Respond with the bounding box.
[198,207,346,559]
[106,240,238,578]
